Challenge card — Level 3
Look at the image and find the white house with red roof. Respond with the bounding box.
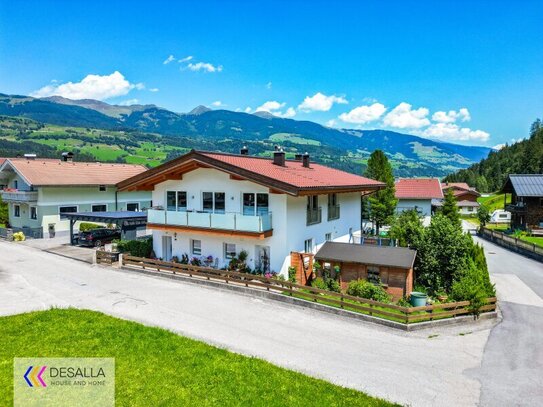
[0,155,151,237]
[395,178,444,219]
[118,149,384,275]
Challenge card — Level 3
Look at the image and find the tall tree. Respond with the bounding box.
[364,150,397,234]
[441,187,461,228]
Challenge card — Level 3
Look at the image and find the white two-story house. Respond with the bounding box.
[0,155,151,238]
[117,149,384,275]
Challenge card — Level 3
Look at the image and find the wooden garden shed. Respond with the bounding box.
[315,242,416,300]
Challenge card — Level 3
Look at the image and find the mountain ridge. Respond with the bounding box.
[0,93,492,177]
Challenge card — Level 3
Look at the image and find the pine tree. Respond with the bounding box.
[441,188,461,228]
[364,150,397,234]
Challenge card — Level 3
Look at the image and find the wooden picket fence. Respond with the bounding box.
[96,250,120,265]
[119,255,497,324]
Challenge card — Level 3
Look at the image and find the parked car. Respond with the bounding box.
[78,228,121,247]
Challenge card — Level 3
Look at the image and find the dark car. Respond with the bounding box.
[78,228,121,247]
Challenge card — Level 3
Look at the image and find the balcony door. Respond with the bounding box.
[243,193,269,216]
[166,191,187,211]
[202,192,225,214]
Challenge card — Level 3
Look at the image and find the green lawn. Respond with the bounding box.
[519,235,543,249]
[0,309,396,407]
[478,193,511,212]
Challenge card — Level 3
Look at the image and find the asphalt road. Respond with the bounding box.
[1,231,542,406]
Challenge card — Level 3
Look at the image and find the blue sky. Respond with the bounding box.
[1,0,542,147]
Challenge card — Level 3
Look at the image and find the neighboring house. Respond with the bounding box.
[0,158,6,190]
[117,149,384,275]
[395,178,443,218]
[501,174,543,230]
[315,241,415,300]
[0,156,152,237]
[441,182,481,215]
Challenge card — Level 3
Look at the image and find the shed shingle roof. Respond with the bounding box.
[0,158,148,187]
[395,178,443,200]
[315,242,416,269]
[502,174,543,197]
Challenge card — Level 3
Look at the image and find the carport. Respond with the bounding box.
[63,211,147,245]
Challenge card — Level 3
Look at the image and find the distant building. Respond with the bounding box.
[501,174,543,230]
[0,156,151,237]
[441,182,481,215]
[395,178,443,218]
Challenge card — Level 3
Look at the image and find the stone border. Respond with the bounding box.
[113,264,497,331]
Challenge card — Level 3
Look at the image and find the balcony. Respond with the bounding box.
[307,207,322,226]
[0,189,38,203]
[147,209,273,238]
[327,204,340,221]
[506,203,527,213]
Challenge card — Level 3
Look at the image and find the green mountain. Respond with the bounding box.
[443,120,543,192]
[0,93,492,177]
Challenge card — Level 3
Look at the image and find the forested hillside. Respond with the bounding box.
[443,120,543,192]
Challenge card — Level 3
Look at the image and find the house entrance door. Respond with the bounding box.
[255,245,271,273]
[162,236,172,261]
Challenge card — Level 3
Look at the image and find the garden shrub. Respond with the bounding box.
[288,266,297,283]
[115,237,153,258]
[327,279,341,293]
[311,277,328,290]
[451,259,494,317]
[12,231,26,241]
[347,279,390,303]
[79,222,102,232]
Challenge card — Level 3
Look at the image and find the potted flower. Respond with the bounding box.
[204,255,214,267]
[436,289,448,302]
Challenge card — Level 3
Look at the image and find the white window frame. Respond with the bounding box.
[304,238,313,253]
[202,192,226,214]
[166,191,187,212]
[92,204,108,212]
[126,202,140,212]
[242,192,269,216]
[30,206,38,220]
[224,243,236,259]
[14,204,20,218]
[191,239,202,256]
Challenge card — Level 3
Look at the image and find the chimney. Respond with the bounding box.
[294,153,303,161]
[240,146,249,155]
[302,152,310,168]
[274,145,281,152]
[23,153,37,160]
[273,149,286,166]
[62,152,74,162]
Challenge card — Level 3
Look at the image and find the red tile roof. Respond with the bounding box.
[442,182,471,190]
[118,150,385,195]
[395,178,443,199]
[1,158,148,186]
[200,152,383,189]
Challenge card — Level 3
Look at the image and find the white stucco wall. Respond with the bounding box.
[151,168,362,276]
[396,199,432,216]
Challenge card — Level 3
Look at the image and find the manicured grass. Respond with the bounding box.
[460,215,480,226]
[0,309,396,407]
[519,235,543,249]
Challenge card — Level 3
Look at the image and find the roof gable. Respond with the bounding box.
[117,150,385,195]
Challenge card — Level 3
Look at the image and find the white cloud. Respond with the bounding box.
[432,108,471,123]
[266,82,272,89]
[179,56,193,63]
[244,106,252,113]
[31,71,143,101]
[118,99,139,106]
[186,62,223,73]
[148,88,159,92]
[211,100,225,107]
[383,102,430,129]
[298,92,348,112]
[163,55,175,64]
[325,119,337,128]
[255,101,296,118]
[338,103,386,124]
[493,143,505,150]
[421,122,490,142]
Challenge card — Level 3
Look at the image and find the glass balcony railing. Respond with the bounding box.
[147,209,273,233]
